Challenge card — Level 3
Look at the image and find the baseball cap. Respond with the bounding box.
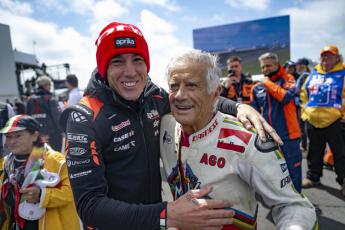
[95,22,150,80]
[320,45,339,55]
[0,115,41,134]
[284,60,296,68]
[296,58,309,66]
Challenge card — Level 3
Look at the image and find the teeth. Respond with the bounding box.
[123,82,136,87]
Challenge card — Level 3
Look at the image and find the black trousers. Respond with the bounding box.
[306,120,345,185]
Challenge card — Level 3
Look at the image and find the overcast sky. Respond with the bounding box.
[1,0,344,89]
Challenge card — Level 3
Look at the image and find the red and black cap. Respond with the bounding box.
[0,115,42,134]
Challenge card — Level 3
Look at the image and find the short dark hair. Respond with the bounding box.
[227,56,242,65]
[66,74,78,87]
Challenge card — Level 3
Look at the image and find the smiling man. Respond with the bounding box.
[160,49,317,230]
[60,22,282,230]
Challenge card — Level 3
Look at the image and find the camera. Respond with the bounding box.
[228,69,236,77]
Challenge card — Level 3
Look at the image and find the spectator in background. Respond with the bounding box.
[251,52,302,192]
[0,101,15,157]
[301,45,345,197]
[284,60,299,80]
[26,76,63,152]
[220,56,253,104]
[64,74,82,108]
[295,58,311,151]
[13,97,26,114]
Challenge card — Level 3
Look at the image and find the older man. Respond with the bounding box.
[60,22,282,230]
[160,49,317,230]
[301,45,345,196]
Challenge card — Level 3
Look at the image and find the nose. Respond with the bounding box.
[174,85,187,100]
[124,60,136,77]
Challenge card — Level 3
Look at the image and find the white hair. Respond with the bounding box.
[166,49,221,94]
[36,75,52,87]
[258,52,279,64]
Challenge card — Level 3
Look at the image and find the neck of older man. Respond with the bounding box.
[180,110,216,135]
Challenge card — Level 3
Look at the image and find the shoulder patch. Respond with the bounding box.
[254,132,278,152]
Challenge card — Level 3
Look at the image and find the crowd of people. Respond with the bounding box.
[0,20,344,229]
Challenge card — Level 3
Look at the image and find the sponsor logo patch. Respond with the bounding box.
[163,131,172,144]
[70,170,92,179]
[113,130,135,142]
[67,133,88,143]
[217,128,252,153]
[115,37,136,48]
[280,175,291,188]
[147,109,159,120]
[112,120,131,132]
[69,147,87,156]
[153,119,160,128]
[74,105,92,115]
[192,119,218,142]
[67,159,90,167]
[31,113,47,119]
[71,111,87,123]
[280,163,288,173]
[114,141,135,151]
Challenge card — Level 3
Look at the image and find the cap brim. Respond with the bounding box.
[0,126,26,134]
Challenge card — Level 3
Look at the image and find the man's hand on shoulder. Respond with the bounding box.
[166,186,234,230]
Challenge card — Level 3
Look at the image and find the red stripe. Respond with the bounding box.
[7,115,22,133]
[217,142,245,153]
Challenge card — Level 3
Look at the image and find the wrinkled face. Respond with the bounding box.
[107,53,148,101]
[321,52,339,72]
[260,58,279,76]
[168,63,220,134]
[5,130,38,155]
[228,60,242,77]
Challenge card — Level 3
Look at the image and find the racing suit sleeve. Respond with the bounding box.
[216,96,238,116]
[236,136,317,229]
[65,111,166,230]
[263,74,296,104]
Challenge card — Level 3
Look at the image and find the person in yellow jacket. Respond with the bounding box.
[0,115,82,230]
[300,45,345,197]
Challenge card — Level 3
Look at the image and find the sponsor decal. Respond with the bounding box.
[70,170,92,179]
[31,113,47,119]
[67,133,88,143]
[217,128,252,153]
[115,37,136,48]
[192,119,218,142]
[113,130,135,142]
[154,129,159,136]
[147,109,159,120]
[114,141,136,151]
[280,175,291,188]
[112,120,131,132]
[69,147,87,156]
[67,159,90,167]
[280,163,288,173]
[200,153,226,168]
[153,119,160,128]
[163,130,172,144]
[167,162,200,199]
[74,105,92,115]
[71,111,87,123]
[108,113,117,120]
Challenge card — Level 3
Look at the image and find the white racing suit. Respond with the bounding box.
[160,112,318,230]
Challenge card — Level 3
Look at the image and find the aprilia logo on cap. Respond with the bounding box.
[115,37,136,48]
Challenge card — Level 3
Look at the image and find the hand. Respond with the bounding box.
[167,186,235,230]
[223,78,235,89]
[20,186,41,204]
[236,104,283,145]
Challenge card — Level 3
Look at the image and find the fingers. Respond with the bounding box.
[20,186,40,203]
[261,117,283,145]
[191,186,213,199]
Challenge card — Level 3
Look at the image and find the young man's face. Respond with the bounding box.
[168,63,220,134]
[107,53,148,101]
[260,58,279,76]
[227,60,242,78]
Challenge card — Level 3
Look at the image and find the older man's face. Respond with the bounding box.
[168,63,220,134]
[321,52,339,72]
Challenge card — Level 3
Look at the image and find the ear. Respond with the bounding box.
[33,131,40,142]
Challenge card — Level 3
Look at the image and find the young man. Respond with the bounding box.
[60,22,282,230]
[65,74,83,108]
[161,49,317,230]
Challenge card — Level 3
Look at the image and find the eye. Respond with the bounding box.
[186,82,198,89]
[133,56,145,63]
[109,58,124,66]
[169,83,179,92]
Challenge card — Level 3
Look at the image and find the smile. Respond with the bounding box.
[122,81,138,87]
